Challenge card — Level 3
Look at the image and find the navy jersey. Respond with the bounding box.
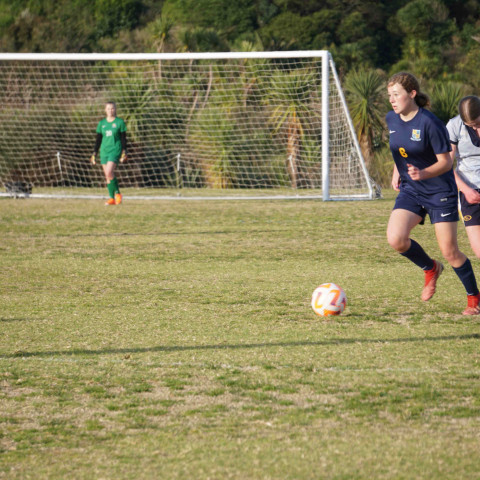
[386,108,456,202]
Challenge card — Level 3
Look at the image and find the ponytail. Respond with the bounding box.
[414,91,430,108]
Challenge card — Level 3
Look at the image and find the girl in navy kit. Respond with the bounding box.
[386,72,480,315]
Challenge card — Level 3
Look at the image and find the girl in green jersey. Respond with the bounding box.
[91,102,127,205]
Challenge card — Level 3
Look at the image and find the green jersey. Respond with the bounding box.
[96,117,127,159]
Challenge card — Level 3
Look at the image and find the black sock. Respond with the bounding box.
[400,239,434,271]
[453,258,479,296]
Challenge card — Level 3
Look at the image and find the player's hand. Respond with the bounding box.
[90,154,96,165]
[120,151,127,163]
[407,163,423,181]
[464,187,480,205]
[391,169,401,191]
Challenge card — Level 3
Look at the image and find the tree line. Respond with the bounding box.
[1,0,480,186]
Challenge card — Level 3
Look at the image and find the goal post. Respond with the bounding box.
[0,51,378,200]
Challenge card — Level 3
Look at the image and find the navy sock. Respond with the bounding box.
[453,258,479,296]
[400,239,434,271]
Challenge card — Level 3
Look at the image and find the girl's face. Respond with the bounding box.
[105,103,116,118]
[387,83,416,116]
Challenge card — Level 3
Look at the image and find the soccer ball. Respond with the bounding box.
[311,283,346,317]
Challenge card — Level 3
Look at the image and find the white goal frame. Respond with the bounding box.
[0,51,377,201]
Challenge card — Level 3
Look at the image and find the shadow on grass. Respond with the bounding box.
[22,229,289,239]
[0,318,32,322]
[2,334,479,359]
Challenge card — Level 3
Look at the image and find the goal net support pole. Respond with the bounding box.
[0,51,378,200]
[321,53,329,201]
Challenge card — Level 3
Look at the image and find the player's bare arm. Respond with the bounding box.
[391,164,401,191]
[454,170,480,204]
[407,152,453,181]
[450,145,480,204]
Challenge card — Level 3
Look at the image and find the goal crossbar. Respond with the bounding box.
[0,51,334,61]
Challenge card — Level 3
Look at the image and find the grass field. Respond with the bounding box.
[1,192,480,479]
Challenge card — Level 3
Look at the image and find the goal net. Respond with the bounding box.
[0,51,378,200]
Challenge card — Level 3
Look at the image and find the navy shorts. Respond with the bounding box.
[393,189,459,224]
[459,190,480,226]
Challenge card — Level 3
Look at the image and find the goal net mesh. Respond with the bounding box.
[0,53,376,199]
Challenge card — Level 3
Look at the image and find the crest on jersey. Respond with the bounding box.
[411,129,421,141]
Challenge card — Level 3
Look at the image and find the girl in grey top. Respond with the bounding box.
[447,96,480,259]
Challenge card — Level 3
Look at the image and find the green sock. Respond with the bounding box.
[107,181,115,198]
[112,178,120,195]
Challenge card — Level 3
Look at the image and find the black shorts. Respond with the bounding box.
[459,190,480,226]
[393,189,459,224]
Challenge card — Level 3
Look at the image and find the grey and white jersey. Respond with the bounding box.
[447,114,480,189]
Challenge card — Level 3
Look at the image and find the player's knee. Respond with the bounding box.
[387,233,408,252]
[442,248,464,265]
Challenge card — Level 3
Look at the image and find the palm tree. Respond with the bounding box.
[344,69,385,168]
[150,15,174,52]
[112,73,155,143]
[189,105,237,188]
[148,15,175,79]
[266,67,318,188]
[430,82,466,123]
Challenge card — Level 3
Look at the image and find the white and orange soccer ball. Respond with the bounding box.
[311,283,347,317]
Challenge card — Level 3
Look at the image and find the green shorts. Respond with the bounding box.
[100,154,120,165]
